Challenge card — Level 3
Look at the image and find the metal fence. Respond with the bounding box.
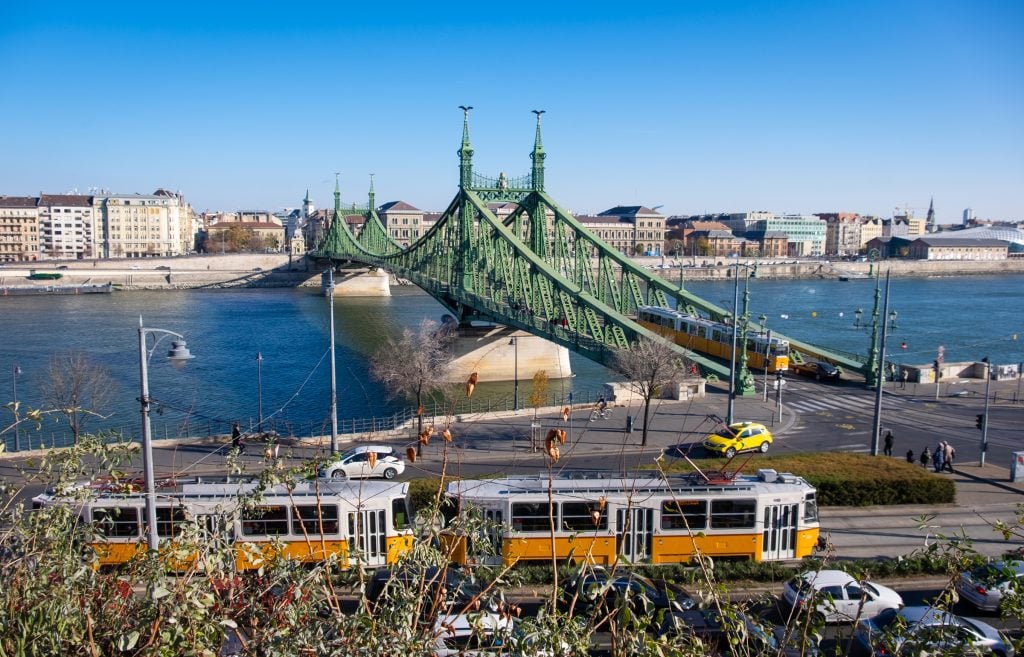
[1,388,608,453]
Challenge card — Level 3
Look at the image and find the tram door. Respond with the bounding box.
[348,509,387,567]
[761,503,798,561]
[616,508,654,562]
[470,505,505,566]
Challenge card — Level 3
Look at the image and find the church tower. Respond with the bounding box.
[925,197,936,233]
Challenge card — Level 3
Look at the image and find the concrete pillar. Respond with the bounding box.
[323,268,391,297]
[446,326,572,383]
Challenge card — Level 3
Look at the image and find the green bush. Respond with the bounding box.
[655,452,956,506]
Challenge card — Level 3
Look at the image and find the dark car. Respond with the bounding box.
[156,265,171,270]
[364,565,497,620]
[559,569,695,630]
[659,609,821,656]
[791,361,841,382]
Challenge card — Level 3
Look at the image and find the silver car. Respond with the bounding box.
[318,445,406,480]
[855,606,1014,657]
[956,560,1024,612]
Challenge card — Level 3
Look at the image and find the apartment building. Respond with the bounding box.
[816,212,863,256]
[38,194,98,259]
[0,196,40,262]
[95,190,193,257]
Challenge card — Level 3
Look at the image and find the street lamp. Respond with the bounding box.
[256,352,264,434]
[758,314,767,336]
[981,357,992,467]
[12,364,22,452]
[138,316,194,552]
[509,336,519,411]
[870,271,892,456]
[327,268,338,455]
[726,262,757,425]
[854,308,863,328]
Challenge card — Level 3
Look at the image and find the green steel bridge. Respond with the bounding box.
[314,110,874,393]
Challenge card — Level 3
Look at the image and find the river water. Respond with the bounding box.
[1,275,1021,449]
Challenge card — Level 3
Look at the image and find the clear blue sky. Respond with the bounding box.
[2,1,1021,221]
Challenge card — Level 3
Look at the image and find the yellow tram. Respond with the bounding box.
[636,305,790,373]
[32,477,415,570]
[442,470,819,567]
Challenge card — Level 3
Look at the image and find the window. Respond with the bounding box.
[156,506,187,537]
[804,493,818,522]
[511,502,552,532]
[392,497,411,530]
[561,501,606,531]
[661,499,707,530]
[292,504,339,535]
[242,505,289,536]
[710,499,756,529]
[92,507,140,537]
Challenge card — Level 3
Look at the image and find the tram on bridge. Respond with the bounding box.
[440,469,820,567]
[32,477,415,570]
[636,305,791,373]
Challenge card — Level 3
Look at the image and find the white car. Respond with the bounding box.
[319,445,405,480]
[782,570,903,624]
[956,560,1024,612]
[432,613,514,656]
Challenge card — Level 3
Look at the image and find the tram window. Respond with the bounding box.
[242,505,289,536]
[92,507,141,538]
[392,498,411,530]
[804,494,819,523]
[156,506,187,538]
[511,502,552,532]
[710,499,756,529]
[698,327,707,339]
[292,504,339,535]
[561,502,607,531]
[661,500,707,530]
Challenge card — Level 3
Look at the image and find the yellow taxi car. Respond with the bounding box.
[703,421,774,458]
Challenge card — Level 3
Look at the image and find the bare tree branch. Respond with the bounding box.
[612,336,689,447]
[41,351,116,445]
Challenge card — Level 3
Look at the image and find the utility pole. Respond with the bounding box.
[981,357,992,467]
[870,271,892,456]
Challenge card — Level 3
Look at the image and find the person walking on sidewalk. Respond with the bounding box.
[906,448,914,464]
[944,441,955,473]
[933,441,945,473]
[900,369,908,389]
[883,430,894,457]
[920,446,930,468]
[231,422,245,455]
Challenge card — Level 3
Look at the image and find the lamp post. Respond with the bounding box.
[509,336,519,411]
[138,316,194,552]
[870,271,892,456]
[981,357,992,466]
[866,270,882,387]
[854,308,863,329]
[256,352,264,434]
[12,364,21,452]
[327,268,338,454]
[726,262,757,425]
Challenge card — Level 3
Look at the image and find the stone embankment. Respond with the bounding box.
[2,254,1021,291]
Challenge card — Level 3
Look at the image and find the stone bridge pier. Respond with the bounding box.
[447,325,572,383]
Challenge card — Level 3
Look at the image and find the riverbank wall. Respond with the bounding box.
[1,254,1022,291]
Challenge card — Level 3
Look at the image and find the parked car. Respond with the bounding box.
[318,445,405,479]
[956,560,1024,612]
[790,361,842,382]
[365,565,497,618]
[559,568,695,630]
[854,606,1014,656]
[156,265,171,270]
[781,570,903,624]
[56,265,69,270]
[658,608,821,656]
[703,421,773,458]
[431,613,515,657]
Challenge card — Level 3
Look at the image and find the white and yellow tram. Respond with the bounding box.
[32,477,415,570]
[636,305,790,373]
[441,470,819,567]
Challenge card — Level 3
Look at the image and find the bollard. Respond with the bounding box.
[626,415,634,433]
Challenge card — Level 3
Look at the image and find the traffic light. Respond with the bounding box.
[976,414,985,431]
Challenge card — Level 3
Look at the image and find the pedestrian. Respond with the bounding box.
[900,369,908,389]
[933,441,945,473]
[231,422,245,455]
[944,441,955,472]
[883,430,894,457]
[906,449,914,464]
[920,446,930,468]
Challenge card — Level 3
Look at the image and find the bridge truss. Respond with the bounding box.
[314,110,869,391]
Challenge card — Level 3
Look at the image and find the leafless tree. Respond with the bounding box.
[612,335,689,446]
[41,351,115,445]
[370,319,456,455]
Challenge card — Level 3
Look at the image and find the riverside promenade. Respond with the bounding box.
[4,377,1022,562]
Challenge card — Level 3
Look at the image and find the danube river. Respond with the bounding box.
[1,275,1021,449]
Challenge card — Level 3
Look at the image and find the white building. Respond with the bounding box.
[94,190,193,258]
[38,194,99,259]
